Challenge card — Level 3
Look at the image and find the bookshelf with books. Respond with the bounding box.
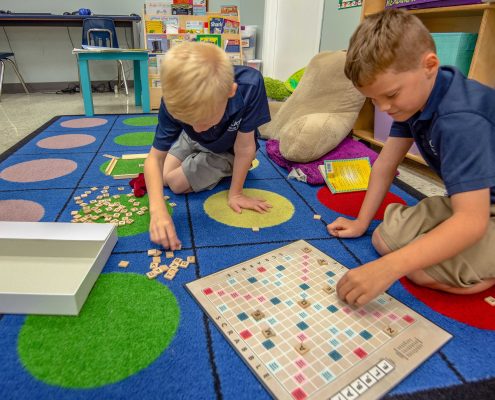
[143,2,243,110]
[353,0,495,166]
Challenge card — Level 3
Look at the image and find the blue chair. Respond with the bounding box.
[81,18,128,95]
[0,52,29,101]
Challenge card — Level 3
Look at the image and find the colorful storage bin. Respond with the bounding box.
[432,32,478,76]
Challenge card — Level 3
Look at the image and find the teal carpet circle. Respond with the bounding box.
[18,273,180,388]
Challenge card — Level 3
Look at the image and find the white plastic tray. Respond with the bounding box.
[0,222,117,315]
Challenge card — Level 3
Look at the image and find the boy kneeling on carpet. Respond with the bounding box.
[144,41,272,249]
[327,9,495,306]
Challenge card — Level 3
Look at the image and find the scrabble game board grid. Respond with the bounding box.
[187,241,447,400]
[202,246,417,398]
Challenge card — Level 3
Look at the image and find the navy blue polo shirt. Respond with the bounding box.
[153,65,271,154]
[390,66,495,203]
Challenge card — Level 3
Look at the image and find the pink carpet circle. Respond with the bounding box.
[60,118,108,128]
[0,159,77,182]
[37,134,96,149]
[0,200,45,221]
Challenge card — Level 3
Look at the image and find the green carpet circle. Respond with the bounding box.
[76,182,173,237]
[114,131,154,146]
[18,273,180,389]
[203,189,295,228]
[123,116,158,127]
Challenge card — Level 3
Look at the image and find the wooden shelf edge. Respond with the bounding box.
[353,129,427,166]
[364,3,494,18]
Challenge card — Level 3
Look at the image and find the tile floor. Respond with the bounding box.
[0,90,445,197]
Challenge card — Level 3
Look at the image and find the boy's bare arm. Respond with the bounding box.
[144,147,181,249]
[328,137,414,237]
[338,188,491,306]
[228,131,272,213]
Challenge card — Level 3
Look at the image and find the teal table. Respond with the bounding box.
[75,50,150,116]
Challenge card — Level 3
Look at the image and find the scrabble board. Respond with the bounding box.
[186,240,452,400]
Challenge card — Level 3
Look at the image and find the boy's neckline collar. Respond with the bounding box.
[416,66,455,121]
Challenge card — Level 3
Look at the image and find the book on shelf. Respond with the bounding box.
[209,17,224,34]
[318,157,372,194]
[145,20,164,33]
[193,5,206,15]
[224,39,240,53]
[197,34,222,47]
[171,3,193,15]
[166,33,197,47]
[149,54,167,75]
[221,5,239,16]
[149,77,161,88]
[146,34,169,53]
[223,18,240,34]
[207,17,239,34]
[185,20,205,33]
[145,1,172,15]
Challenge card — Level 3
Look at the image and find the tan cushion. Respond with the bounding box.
[259,50,365,163]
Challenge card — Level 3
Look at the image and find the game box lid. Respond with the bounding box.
[0,222,117,315]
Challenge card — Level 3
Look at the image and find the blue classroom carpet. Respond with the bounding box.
[0,115,494,399]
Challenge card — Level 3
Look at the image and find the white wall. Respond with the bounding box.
[263,0,324,80]
[320,0,361,52]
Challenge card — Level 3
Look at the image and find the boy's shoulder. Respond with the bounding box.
[437,67,495,123]
[233,65,263,88]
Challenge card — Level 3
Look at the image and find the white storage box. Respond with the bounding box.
[0,222,117,315]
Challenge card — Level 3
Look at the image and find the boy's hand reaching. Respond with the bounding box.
[337,259,400,306]
[149,210,181,250]
[228,193,272,214]
[327,217,368,238]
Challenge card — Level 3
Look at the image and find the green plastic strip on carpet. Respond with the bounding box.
[18,273,180,388]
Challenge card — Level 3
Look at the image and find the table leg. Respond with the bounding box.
[78,59,94,117]
[139,59,150,113]
[133,60,142,107]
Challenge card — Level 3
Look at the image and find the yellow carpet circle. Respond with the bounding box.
[203,189,294,228]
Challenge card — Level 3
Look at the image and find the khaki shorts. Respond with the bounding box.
[168,132,235,192]
[377,196,495,288]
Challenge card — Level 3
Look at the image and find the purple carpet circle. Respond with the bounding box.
[0,159,77,182]
[37,134,96,149]
[0,200,45,221]
[60,118,108,128]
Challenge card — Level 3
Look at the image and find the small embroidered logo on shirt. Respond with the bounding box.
[428,139,438,156]
[227,119,242,132]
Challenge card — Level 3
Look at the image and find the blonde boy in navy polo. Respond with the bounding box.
[327,9,495,306]
[144,42,271,250]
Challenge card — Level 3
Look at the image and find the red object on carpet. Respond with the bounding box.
[129,173,147,198]
[400,278,495,330]
[316,187,406,220]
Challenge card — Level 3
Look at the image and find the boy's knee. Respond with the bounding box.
[406,270,435,287]
[166,174,188,194]
[371,229,391,255]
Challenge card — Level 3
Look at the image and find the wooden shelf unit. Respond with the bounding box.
[142,11,242,110]
[353,1,495,165]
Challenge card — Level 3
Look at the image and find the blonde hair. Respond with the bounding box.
[160,41,234,124]
[345,8,436,87]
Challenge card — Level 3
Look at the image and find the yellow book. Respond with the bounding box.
[146,20,164,34]
[318,157,371,194]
